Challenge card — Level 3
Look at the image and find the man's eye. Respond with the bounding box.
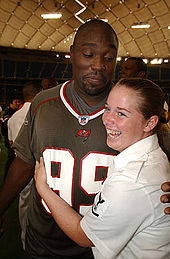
[104,56,115,62]
[83,53,93,57]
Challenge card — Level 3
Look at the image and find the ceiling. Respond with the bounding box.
[0,0,170,59]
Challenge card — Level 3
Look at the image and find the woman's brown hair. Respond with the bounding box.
[116,78,168,132]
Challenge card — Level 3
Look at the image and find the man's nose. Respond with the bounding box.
[91,56,105,71]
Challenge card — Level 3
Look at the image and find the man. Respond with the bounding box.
[1,97,21,179]
[119,57,147,79]
[0,19,169,258]
[41,77,58,90]
[7,82,41,250]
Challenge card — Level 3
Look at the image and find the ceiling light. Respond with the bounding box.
[74,0,86,24]
[41,13,62,19]
[131,22,150,29]
[65,54,70,59]
[150,58,163,65]
[168,26,170,29]
[101,18,108,23]
[142,59,148,64]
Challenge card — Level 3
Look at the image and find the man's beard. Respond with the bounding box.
[81,75,111,96]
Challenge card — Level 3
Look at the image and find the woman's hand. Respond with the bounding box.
[35,157,50,197]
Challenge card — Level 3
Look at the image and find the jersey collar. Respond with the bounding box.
[60,80,105,124]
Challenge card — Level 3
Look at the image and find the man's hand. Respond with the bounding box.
[160,182,170,214]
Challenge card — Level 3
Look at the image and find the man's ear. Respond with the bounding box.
[144,115,159,132]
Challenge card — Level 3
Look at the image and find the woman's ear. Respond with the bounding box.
[144,115,159,133]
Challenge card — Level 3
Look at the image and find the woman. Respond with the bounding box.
[35,78,170,258]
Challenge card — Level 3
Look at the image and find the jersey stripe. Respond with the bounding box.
[60,80,105,120]
[33,97,60,117]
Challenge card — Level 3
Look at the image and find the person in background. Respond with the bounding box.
[35,78,170,259]
[8,82,41,250]
[41,77,58,90]
[119,57,147,79]
[0,19,170,258]
[1,97,21,179]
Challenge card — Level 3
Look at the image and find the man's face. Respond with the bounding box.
[70,23,118,99]
[119,59,139,79]
[10,99,21,110]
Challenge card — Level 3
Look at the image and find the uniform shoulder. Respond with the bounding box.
[138,149,170,183]
[30,84,62,111]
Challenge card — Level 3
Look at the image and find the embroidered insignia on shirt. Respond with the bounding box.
[76,129,91,143]
[78,115,89,125]
[92,192,105,217]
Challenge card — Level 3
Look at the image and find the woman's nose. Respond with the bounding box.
[103,112,115,125]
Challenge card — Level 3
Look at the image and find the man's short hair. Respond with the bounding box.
[73,18,119,48]
[23,81,42,101]
[127,57,147,75]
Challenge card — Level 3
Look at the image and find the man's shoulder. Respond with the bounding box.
[30,83,64,116]
[34,84,61,102]
[31,84,60,104]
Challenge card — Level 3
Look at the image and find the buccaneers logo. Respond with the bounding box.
[76,129,91,143]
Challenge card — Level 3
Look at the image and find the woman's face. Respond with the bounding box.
[102,85,152,152]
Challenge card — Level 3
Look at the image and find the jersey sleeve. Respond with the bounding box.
[12,103,35,165]
[80,177,153,258]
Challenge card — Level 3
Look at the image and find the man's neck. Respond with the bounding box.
[73,86,110,107]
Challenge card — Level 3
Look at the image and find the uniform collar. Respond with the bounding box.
[114,134,159,170]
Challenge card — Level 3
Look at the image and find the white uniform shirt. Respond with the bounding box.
[81,134,170,259]
[8,102,31,142]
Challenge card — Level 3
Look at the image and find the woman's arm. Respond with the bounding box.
[35,157,93,247]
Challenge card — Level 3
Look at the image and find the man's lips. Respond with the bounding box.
[84,76,105,83]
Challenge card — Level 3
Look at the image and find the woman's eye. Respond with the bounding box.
[104,106,110,112]
[118,112,125,117]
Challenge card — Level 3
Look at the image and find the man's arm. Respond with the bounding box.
[161,182,170,214]
[0,156,34,235]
